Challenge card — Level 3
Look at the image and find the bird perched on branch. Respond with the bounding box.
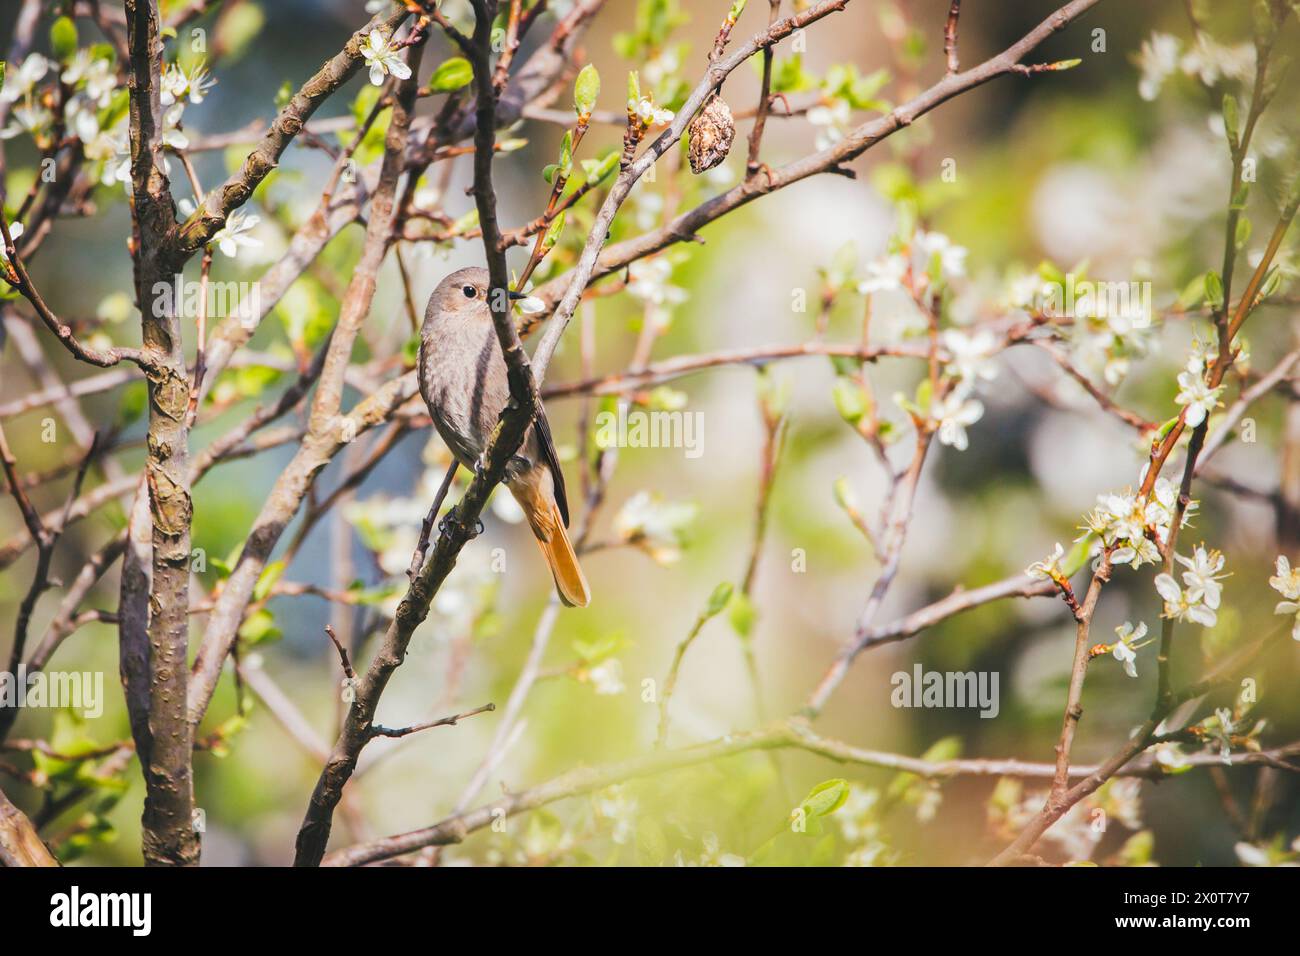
[418,267,590,608]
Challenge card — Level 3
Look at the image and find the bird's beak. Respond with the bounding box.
[507,290,528,301]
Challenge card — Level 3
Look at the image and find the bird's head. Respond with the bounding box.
[428,266,526,324]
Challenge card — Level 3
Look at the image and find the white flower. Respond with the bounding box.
[634,97,673,126]
[1136,32,1180,101]
[160,61,217,106]
[932,388,983,451]
[913,230,968,281]
[161,103,189,150]
[62,50,116,107]
[0,222,24,262]
[1175,546,1226,610]
[1007,273,1049,310]
[807,97,850,150]
[64,94,100,142]
[1234,842,1274,867]
[1026,542,1065,581]
[626,256,687,330]
[1180,35,1254,88]
[857,254,907,295]
[361,30,412,87]
[0,53,49,104]
[1174,368,1223,427]
[1154,565,1217,628]
[1268,555,1300,641]
[1268,554,1300,600]
[613,491,696,565]
[593,786,636,845]
[210,208,262,258]
[1110,621,1147,679]
[941,328,999,385]
[1153,742,1188,770]
[0,102,53,141]
[587,658,624,695]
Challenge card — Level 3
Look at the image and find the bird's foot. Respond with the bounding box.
[438,506,484,540]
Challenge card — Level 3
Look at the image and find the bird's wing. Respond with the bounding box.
[532,407,569,527]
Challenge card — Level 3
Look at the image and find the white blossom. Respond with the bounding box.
[634,98,673,127]
[1110,621,1147,679]
[1175,546,1226,610]
[1154,549,1224,628]
[62,50,116,107]
[1268,554,1300,641]
[210,208,262,259]
[1026,542,1065,581]
[0,222,24,262]
[0,54,49,104]
[807,97,849,150]
[856,254,907,295]
[0,102,53,141]
[913,230,968,281]
[161,103,189,150]
[160,61,217,106]
[361,30,412,87]
[941,328,999,385]
[932,388,983,451]
[1136,32,1180,101]
[613,491,696,565]
[587,658,624,696]
[1174,368,1223,427]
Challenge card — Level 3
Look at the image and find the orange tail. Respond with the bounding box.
[512,479,590,608]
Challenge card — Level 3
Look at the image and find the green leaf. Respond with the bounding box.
[253,560,285,602]
[50,17,78,62]
[626,70,640,108]
[1222,93,1240,150]
[557,129,574,174]
[1176,272,1207,309]
[705,581,734,617]
[728,591,756,637]
[0,62,7,97]
[238,608,281,645]
[1061,534,1093,577]
[574,63,600,116]
[799,778,849,818]
[1204,270,1224,308]
[430,57,473,92]
[215,2,264,62]
[1234,216,1252,250]
[542,211,566,252]
[832,377,869,425]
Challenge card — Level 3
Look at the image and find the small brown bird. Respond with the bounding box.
[418,266,590,608]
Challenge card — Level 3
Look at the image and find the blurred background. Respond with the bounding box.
[1,0,1297,866]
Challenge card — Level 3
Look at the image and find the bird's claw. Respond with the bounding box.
[438,508,484,540]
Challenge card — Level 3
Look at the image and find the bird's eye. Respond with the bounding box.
[462,285,477,298]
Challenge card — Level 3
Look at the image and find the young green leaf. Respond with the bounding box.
[574,63,600,116]
[50,16,78,61]
[430,57,473,92]
[705,581,734,617]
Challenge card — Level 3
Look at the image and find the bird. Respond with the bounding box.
[418,266,590,608]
